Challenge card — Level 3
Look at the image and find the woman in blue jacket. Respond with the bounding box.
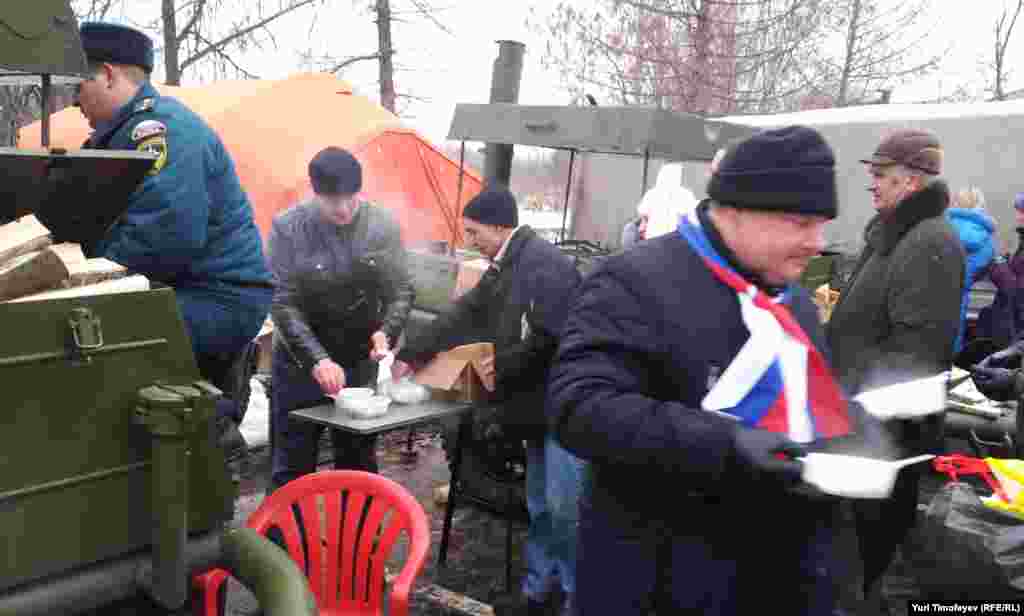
[947,187,996,353]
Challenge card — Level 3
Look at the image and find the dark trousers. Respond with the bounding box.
[574,494,841,616]
[269,349,378,492]
[853,466,922,595]
[178,284,272,423]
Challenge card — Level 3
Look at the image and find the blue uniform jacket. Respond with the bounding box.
[82,81,271,362]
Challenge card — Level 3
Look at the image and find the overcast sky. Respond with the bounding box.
[103,0,1024,145]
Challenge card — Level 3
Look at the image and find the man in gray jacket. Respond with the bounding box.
[826,128,964,612]
[268,147,414,490]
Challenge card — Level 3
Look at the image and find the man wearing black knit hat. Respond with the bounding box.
[400,185,585,616]
[548,126,882,615]
[827,128,964,613]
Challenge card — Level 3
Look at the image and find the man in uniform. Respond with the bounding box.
[69,22,272,437]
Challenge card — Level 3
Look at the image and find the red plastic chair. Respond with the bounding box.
[193,470,431,616]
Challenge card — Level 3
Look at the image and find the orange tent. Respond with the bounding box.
[20,73,482,249]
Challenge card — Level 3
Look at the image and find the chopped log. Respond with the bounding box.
[0,248,72,301]
[67,258,129,287]
[5,274,150,303]
[0,215,52,266]
[44,244,130,288]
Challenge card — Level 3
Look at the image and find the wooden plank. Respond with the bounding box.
[0,247,71,301]
[41,243,130,287]
[68,258,129,286]
[5,274,150,303]
[0,215,52,266]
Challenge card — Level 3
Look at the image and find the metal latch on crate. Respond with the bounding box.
[68,307,104,351]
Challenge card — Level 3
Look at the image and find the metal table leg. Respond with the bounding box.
[439,410,472,568]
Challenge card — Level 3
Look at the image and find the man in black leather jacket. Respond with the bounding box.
[267,147,413,490]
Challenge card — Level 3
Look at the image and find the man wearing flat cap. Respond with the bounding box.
[66,22,273,448]
[826,128,964,611]
[547,126,881,615]
[399,185,585,616]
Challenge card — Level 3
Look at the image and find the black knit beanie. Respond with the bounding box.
[463,186,518,227]
[309,147,362,196]
[707,125,838,219]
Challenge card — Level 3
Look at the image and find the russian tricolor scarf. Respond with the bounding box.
[677,213,852,442]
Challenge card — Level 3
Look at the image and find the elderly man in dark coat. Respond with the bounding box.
[547,126,880,615]
[825,128,964,611]
[400,186,584,616]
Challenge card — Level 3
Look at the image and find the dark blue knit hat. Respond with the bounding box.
[1015,193,1024,211]
[707,125,838,219]
[79,22,155,73]
[463,185,518,227]
[309,147,362,196]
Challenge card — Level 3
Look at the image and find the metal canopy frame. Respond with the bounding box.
[447,103,754,243]
[0,1,91,147]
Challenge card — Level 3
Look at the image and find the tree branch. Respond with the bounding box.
[330,52,385,72]
[176,0,208,45]
[179,0,320,71]
[403,0,453,35]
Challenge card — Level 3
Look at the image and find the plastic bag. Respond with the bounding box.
[987,458,1024,519]
[905,481,1024,599]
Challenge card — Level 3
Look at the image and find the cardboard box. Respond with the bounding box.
[453,258,490,299]
[413,342,495,403]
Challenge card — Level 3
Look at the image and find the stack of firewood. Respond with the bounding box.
[0,215,133,302]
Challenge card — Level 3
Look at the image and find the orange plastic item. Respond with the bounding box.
[933,454,1011,503]
[192,470,431,616]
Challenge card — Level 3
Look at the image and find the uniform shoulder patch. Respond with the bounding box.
[137,135,168,176]
[131,119,166,143]
[133,97,156,113]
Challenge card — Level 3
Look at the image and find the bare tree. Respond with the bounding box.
[376,0,397,112]
[75,0,123,21]
[807,0,940,107]
[532,0,940,114]
[156,0,325,85]
[299,0,451,117]
[990,0,1024,100]
[531,0,831,115]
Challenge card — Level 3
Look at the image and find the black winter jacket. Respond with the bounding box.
[826,181,964,456]
[547,208,874,528]
[401,226,581,439]
[268,202,414,370]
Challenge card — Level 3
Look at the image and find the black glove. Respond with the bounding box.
[971,365,1019,401]
[978,342,1024,371]
[731,426,806,486]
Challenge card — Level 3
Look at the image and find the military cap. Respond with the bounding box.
[79,22,155,73]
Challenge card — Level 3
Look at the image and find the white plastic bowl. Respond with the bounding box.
[332,388,391,419]
[800,453,934,499]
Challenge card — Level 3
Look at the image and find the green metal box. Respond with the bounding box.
[0,286,237,592]
[0,145,236,593]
